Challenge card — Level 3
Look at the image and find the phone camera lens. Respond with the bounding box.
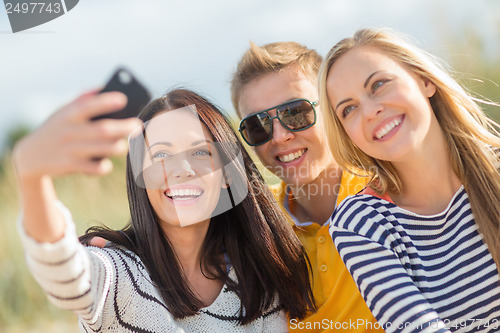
[118,71,132,85]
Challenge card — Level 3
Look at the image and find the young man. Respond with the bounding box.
[231,42,382,332]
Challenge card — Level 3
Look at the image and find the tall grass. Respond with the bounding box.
[0,154,130,331]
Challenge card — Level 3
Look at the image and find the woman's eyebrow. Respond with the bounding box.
[149,141,172,148]
[148,139,212,149]
[334,71,382,112]
[364,71,380,88]
[335,98,353,112]
[191,139,213,146]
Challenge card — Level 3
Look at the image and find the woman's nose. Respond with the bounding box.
[362,99,383,120]
[174,159,195,177]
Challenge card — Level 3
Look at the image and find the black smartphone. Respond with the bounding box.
[91,67,151,121]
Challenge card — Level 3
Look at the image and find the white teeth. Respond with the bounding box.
[278,149,306,163]
[166,188,202,199]
[375,117,402,139]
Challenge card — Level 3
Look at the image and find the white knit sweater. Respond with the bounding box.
[18,203,288,332]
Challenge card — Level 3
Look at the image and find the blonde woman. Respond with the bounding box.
[319,28,500,332]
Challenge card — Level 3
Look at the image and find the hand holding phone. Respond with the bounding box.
[91,68,151,121]
[13,92,140,179]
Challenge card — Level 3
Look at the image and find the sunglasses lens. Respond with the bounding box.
[277,100,316,130]
[239,100,316,146]
[240,113,272,145]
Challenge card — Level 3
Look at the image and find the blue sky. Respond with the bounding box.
[1,0,499,152]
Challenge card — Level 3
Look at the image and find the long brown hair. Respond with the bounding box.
[318,28,500,270]
[81,88,315,323]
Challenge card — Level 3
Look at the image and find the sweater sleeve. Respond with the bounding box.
[17,201,118,329]
[329,197,451,333]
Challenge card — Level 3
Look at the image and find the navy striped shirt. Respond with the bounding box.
[329,186,500,333]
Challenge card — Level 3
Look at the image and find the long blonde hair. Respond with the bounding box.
[318,28,500,268]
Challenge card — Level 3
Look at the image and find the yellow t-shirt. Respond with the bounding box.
[270,172,383,333]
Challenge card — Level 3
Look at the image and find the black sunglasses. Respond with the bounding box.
[238,98,318,146]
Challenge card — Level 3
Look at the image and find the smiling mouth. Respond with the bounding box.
[374,116,404,140]
[277,149,306,163]
[164,188,203,200]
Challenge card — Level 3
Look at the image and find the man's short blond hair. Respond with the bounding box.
[231,41,322,117]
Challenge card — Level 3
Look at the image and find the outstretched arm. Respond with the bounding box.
[13,91,138,243]
[13,91,139,325]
